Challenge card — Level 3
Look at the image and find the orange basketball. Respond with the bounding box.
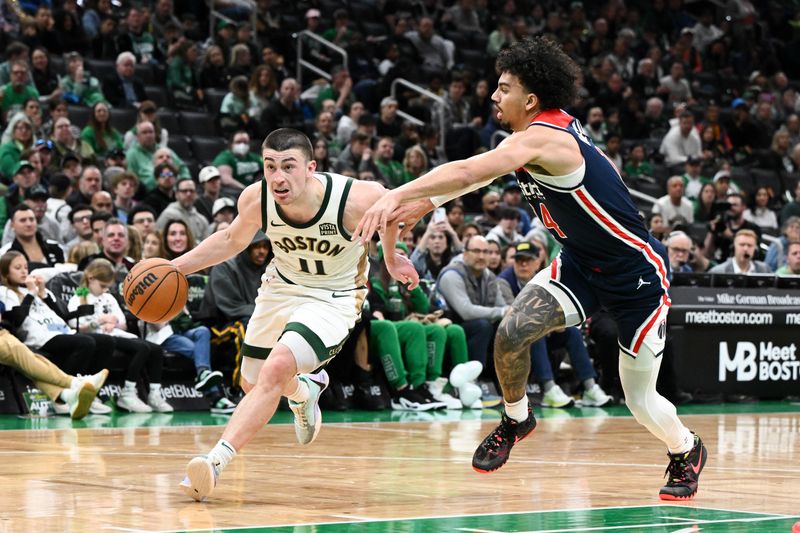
[122,258,188,323]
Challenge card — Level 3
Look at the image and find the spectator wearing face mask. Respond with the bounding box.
[211,130,263,193]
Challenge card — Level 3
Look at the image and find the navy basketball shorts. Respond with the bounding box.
[530,246,671,360]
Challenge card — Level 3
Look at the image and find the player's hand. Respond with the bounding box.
[384,252,419,290]
[394,199,435,240]
[353,190,401,244]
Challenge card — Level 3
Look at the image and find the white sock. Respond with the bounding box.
[150,383,162,395]
[124,380,138,392]
[208,439,237,473]
[286,378,309,403]
[70,377,81,389]
[543,380,556,392]
[504,397,529,422]
[582,378,596,390]
[668,431,695,455]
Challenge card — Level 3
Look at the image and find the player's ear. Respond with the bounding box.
[307,157,317,174]
[526,93,538,112]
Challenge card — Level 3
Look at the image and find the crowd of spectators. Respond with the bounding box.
[0,0,799,416]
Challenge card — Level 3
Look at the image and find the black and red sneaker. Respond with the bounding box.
[659,433,708,501]
[472,403,536,473]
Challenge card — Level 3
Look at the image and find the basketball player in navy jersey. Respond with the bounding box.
[355,37,707,500]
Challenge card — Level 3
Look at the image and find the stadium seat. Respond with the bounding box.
[180,111,217,136]
[144,85,168,108]
[109,107,138,132]
[134,64,155,85]
[203,88,228,114]
[156,109,180,133]
[190,136,227,164]
[67,105,92,129]
[85,59,116,81]
[167,134,193,160]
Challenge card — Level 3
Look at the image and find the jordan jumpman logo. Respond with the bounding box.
[637,276,652,290]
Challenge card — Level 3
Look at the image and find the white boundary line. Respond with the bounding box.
[2,450,799,476]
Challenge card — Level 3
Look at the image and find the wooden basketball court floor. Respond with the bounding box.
[1,401,798,532]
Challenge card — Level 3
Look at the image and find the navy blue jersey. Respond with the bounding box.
[515,109,669,283]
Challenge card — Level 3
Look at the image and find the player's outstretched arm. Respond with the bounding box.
[353,134,536,243]
[172,183,263,275]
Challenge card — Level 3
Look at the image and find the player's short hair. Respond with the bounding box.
[262,128,313,162]
[495,37,579,111]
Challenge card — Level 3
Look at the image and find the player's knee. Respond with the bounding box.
[255,350,297,391]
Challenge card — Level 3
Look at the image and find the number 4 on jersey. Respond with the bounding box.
[538,204,567,239]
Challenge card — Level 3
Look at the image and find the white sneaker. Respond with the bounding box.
[147,391,175,413]
[449,361,483,388]
[542,385,575,408]
[180,456,219,502]
[288,370,329,445]
[117,390,153,413]
[79,369,109,391]
[52,401,70,415]
[425,378,462,409]
[458,382,483,409]
[89,398,113,414]
[68,381,97,420]
[581,384,612,407]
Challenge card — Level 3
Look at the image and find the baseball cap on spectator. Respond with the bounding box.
[513,242,540,259]
[713,170,731,182]
[380,97,398,108]
[216,19,235,30]
[14,160,34,174]
[680,27,694,35]
[686,155,701,165]
[212,197,235,217]
[25,184,48,200]
[570,1,583,9]
[305,8,321,19]
[731,98,747,109]
[35,139,54,152]
[199,166,221,183]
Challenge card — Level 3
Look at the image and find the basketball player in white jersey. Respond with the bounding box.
[174,128,420,501]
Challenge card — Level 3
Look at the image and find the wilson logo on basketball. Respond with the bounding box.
[127,272,159,306]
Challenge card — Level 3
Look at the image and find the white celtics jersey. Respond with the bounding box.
[262,172,369,291]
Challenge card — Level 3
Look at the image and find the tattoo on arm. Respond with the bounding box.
[494,284,566,402]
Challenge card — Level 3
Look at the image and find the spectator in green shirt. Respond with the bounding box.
[219,76,257,136]
[126,121,189,191]
[0,114,35,179]
[80,102,123,158]
[775,241,800,276]
[167,40,202,110]
[212,131,262,192]
[314,65,354,115]
[622,144,653,181]
[59,53,107,108]
[0,61,40,115]
[374,137,405,188]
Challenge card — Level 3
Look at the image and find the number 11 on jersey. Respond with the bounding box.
[299,258,327,275]
[539,204,567,239]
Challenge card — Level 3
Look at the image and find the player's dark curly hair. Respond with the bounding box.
[262,128,313,162]
[495,37,579,111]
